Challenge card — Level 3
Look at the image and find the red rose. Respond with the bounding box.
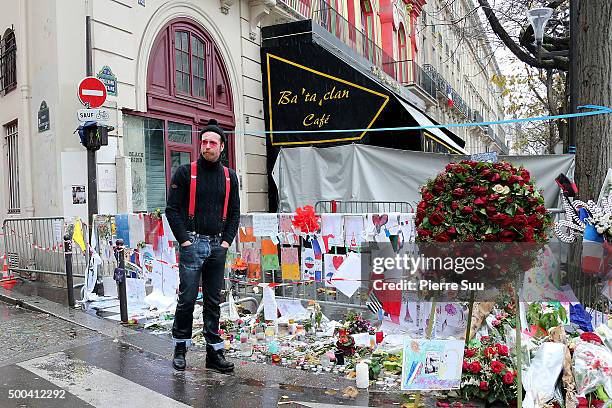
[485,205,497,215]
[434,232,450,242]
[418,201,428,211]
[484,234,498,242]
[471,186,487,196]
[491,360,505,373]
[462,206,474,214]
[452,188,466,198]
[479,381,489,391]
[490,214,506,224]
[500,230,516,242]
[500,215,514,228]
[502,371,515,384]
[528,185,534,192]
[462,360,469,371]
[433,184,444,193]
[488,194,500,201]
[451,201,459,210]
[448,227,457,235]
[508,175,522,184]
[513,215,528,228]
[465,348,476,358]
[470,214,482,224]
[527,214,544,229]
[417,228,432,237]
[496,344,509,356]
[481,168,492,177]
[469,361,482,373]
[490,173,501,182]
[522,228,535,242]
[445,163,455,172]
[473,197,487,206]
[466,177,475,183]
[506,197,514,204]
[516,206,525,215]
[484,347,497,359]
[423,192,434,202]
[466,160,478,167]
[536,205,547,214]
[481,336,490,343]
[521,169,531,183]
[429,211,445,226]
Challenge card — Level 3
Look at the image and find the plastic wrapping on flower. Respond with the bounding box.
[573,338,612,398]
[522,342,565,407]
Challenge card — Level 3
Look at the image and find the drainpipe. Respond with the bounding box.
[19,0,34,217]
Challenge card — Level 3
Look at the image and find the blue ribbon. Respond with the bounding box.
[120,104,612,135]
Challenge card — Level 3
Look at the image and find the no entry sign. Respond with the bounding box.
[78,77,107,108]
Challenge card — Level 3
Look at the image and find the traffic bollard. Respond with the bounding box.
[114,239,128,323]
[63,234,75,308]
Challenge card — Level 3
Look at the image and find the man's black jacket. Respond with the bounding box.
[165,156,240,245]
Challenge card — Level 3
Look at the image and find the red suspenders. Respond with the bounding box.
[188,161,231,222]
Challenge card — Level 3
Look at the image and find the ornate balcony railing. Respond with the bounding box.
[312,7,398,82]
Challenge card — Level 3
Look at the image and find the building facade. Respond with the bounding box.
[0,0,507,221]
[0,0,272,224]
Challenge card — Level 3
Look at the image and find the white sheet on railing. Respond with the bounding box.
[272,144,575,212]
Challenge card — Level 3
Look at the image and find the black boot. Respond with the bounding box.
[206,345,234,373]
[172,342,187,371]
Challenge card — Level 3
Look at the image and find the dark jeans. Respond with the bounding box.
[172,233,227,350]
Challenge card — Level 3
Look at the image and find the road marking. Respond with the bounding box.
[17,352,189,408]
[82,89,104,96]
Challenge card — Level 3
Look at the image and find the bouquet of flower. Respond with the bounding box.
[461,337,518,404]
[344,311,374,335]
[416,161,552,243]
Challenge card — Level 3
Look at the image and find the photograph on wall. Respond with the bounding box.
[72,185,86,204]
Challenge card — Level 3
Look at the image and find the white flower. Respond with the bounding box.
[493,184,504,193]
[502,186,511,195]
[608,227,612,235]
[597,227,606,234]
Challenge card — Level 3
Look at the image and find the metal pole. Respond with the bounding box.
[85,15,98,229]
[116,239,128,323]
[568,0,578,153]
[64,234,75,307]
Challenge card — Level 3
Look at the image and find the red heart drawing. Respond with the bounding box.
[372,214,389,233]
[332,256,344,270]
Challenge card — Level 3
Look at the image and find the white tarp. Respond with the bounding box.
[272,144,575,212]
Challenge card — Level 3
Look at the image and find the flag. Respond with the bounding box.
[72,219,86,251]
[366,290,383,316]
[447,85,454,108]
[579,208,604,274]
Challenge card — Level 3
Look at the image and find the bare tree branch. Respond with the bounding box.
[476,0,568,71]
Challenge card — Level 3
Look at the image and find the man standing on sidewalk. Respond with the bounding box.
[165,119,240,373]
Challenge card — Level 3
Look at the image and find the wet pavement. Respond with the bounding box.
[0,299,436,407]
[0,281,492,407]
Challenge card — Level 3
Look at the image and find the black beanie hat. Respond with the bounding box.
[200,119,226,144]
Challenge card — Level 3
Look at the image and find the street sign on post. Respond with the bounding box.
[78,77,107,108]
[77,109,110,123]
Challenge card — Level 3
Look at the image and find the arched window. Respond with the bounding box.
[1,28,17,93]
[360,0,375,61]
[123,19,235,212]
[397,25,408,83]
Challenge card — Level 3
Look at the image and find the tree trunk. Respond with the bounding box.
[575,0,612,199]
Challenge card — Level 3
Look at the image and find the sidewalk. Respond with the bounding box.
[0,280,446,407]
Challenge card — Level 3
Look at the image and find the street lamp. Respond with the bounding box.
[527,7,553,61]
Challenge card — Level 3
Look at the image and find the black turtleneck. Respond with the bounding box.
[165,155,240,245]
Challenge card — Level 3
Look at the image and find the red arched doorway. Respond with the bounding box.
[123,18,235,212]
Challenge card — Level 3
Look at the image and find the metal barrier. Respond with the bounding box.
[314,200,414,214]
[2,217,77,277]
[1,217,116,280]
[228,211,417,312]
